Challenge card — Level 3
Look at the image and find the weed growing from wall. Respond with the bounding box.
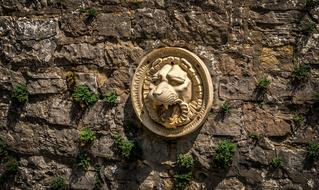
[292,114,305,126]
[11,84,28,103]
[176,153,194,169]
[291,65,311,82]
[306,0,319,9]
[255,77,271,103]
[213,140,236,168]
[50,176,67,190]
[221,102,231,114]
[72,85,99,107]
[113,134,136,160]
[248,133,262,142]
[103,91,118,107]
[301,22,316,35]
[76,152,91,170]
[79,7,98,23]
[79,128,96,146]
[173,171,193,190]
[271,157,283,168]
[314,92,319,102]
[307,143,319,161]
[0,139,8,158]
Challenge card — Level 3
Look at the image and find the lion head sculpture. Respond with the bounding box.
[147,64,192,128]
[143,56,203,129]
[131,48,213,138]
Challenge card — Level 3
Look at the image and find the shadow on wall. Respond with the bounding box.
[110,96,201,189]
[119,96,232,189]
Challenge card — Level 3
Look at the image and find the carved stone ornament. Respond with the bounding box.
[131,47,213,138]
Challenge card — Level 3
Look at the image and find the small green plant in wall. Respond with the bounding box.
[292,114,305,126]
[306,0,319,9]
[301,22,316,35]
[103,91,118,107]
[80,128,96,146]
[173,171,193,190]
[79,7,98,21]
[11,84,28,103]
[0,158,19,183]
[0,139,8,158]
[255,77,271,102]
[314,92,319,102]
[113,134,136,159]
[307,143,319,161]
[271,157,283,168]
[176,153,194,169]
[76,152,91,170]
[248,132,262,142]
[257,77,271,91]
[291,65,311,82]
[221,102,231,114]
[50,176,67,190]
[5,158,19,174]
[72,85,99,107]
[213,140,236,168]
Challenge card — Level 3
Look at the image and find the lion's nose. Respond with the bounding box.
[153,90,163,96]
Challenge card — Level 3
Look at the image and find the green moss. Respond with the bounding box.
[291,65,311,81]
[72,85,99,107]
[271,157,283,168]
[103,92,118,107]
[50,176,67,190]
[213,140,236,168]
[173,171,192,190]
[11,84,28,103]
[307,143,319,161]
[176,154,194,169]
[79,128,96,146]
[76,152,90,170]
[113,134,135,159]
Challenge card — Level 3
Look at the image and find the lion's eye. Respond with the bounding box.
[151,74,161,84]
[169,78,184,86]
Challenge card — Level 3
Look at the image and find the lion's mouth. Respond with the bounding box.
[157,102,181,127]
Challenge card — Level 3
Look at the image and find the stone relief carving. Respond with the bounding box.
[131,47,213,138]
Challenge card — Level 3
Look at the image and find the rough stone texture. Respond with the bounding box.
[0,0,318,189]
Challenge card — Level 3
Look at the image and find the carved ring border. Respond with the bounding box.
[131,47,213,138]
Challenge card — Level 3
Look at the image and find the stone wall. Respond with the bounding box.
[0,0,319,189]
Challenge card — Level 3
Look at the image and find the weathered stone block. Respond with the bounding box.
[242,104,291,137]
[27,71,67,95]
[14,18,57,41]
[132,8,171,39]
[24,97,74,126]
[97,12,131,38]
[1,122,78,156]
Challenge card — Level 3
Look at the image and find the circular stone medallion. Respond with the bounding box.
[131,47,213,138]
